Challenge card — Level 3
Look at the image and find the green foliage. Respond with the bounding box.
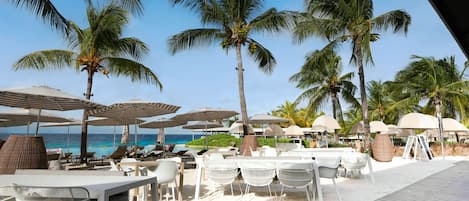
[186,134,241,147]
[257,137,291,147]
[328,143,350,148]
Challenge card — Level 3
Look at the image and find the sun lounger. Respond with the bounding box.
[107,145,128,160]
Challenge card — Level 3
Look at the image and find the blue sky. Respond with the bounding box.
[0,0,466,135]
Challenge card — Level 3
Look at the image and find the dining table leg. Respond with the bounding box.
[178,162,184,201]
[313,163,323,201]
[194,165,202,200]
[151,180,158,201]
[367,155,375,183]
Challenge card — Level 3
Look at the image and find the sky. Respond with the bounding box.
[0,0,466,135]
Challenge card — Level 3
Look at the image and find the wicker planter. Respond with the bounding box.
[240,135,259,156]
[372,134,393,162]
[0,135,48,174]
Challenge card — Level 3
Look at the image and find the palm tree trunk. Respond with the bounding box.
[80,70,94,163]
[331,92,338,142]
[355,41,371,151]
[235,43,249,133]
[434,96,445,159]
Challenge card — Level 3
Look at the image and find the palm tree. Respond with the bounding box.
[168,0,295,134]
[271,100,301,127]
[290,47,357,140]
[13,3,161,162]
[391,55,469,121]
[293,0,411,150]
[367,80,393,122]
[9,0,143,33]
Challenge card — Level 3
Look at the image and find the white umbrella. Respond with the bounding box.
[285,125,304,136]
[397,113,438,129]
[312,115,341,130]
[442,118,469,132]
[182,121,223,148]
[139,118,187,144]
[87,117,144,147]
[238,114,289,124]
[0,109,72,134]
[40,119,82,152]
[229,122,254,134]
[90,99,180,145]
[370,121,389,133]
[264,124,283,136]
[0,85,103,135]
[383,124,399,135]
[172,107,238,122]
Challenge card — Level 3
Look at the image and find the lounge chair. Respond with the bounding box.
[107,145,128,160]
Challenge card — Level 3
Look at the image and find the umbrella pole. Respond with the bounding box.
[34,109,42,136]
[134,123,138,146]
[113,126,116,149]
[26,121,30,135]
[205,125,208,149]
[67,126,71,153]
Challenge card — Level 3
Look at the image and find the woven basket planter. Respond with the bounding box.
[0,135,48,174]
[372,134,394,162]
[240,135,259,156]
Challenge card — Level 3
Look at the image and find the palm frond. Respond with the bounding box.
[10,0,69,33]
[249,9,297,33]
[105,57,162,90]
[246,39,276,74]
[112,37,149,60]
[115,0,144,16]
[373,10,411,34]
[168,29,222,55]
[13,50,75,71]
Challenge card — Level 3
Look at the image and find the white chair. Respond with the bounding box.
[205,160,240,197]
[207,153,224,160]
[109,160,121,171]
[239,161,276,197]
[318,157,342,201]
[262,147,278,157]
[277,162,315,201]
[342,153,368,178]
[146,160,178,201]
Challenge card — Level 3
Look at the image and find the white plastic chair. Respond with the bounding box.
[277,162,315,201]
[342,153,368,178]
[205,160,240,197]
[318,157,342,201]
[238,161,276,197]
[109,160,121,171]
[262,147,278,157]
[146,160,178,201]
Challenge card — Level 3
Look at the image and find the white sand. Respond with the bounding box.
[177,156,468,201]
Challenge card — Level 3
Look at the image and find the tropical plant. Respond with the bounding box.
[290,47,357,140]
[367,80,399,123]
[293,0,411,150]
[9,0,143,33]
[271,100,301,126]
[13,2,161,162]
[169,0,296,134]
[390,55,469,122]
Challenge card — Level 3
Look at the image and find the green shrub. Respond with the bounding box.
[328,143,350,148]
[186,134,241,147]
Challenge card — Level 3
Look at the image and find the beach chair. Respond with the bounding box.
[146,160,178,201]
[318,157,342,201]
[239,161,276,197]
[107,145,128,160]
[277,162,315,201]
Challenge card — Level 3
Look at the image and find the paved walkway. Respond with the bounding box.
[376,161,469,201]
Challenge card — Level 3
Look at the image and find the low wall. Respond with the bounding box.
[393,144,469,157]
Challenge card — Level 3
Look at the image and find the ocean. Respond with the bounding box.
[0,133,203,157]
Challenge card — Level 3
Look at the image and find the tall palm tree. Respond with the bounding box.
[271,100,301,126]
[9,0,143,33]
[390,55,469,121]
[13,3,161,162]
[293,0,411,150]
[169,0,295,134]
[290,47,357,140]
[367,80,395,122]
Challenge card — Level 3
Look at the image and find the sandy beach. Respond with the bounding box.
[176,156,468,201]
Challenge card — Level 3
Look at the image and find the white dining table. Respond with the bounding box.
[0,174,158,201]
[193,156,323,201]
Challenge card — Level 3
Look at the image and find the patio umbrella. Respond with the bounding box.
[241,114,289,124]
[397,113,438,129]
[229,122,254,134]
[312,115,341,131]
[383,124,399,135]
[139,118,187,144]
[285,125,304,136]
[442,118,469,132]
[0,85,103,135]
[89,99,180,145]
[351,121,389,134]
[87,117,144,147]
[182,121,223,148]
[0,109,71,135]
[172,107,238,122]
[40,119,82,152]
[263,124,283,136]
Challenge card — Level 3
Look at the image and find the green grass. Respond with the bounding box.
[185,134,292,148]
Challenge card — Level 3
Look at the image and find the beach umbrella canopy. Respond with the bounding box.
[139,118,187,144]
[383,124,399,135]
[0,109,71,123]
[172,107,238,122]
[442,118,469,132]
[229,122,254,134]
[312,115,341,131]
[89,99,180,120]
[397,113,438,129]
[352,121,388,133]
[182,121,223,129]
[86,117,144,126]
[264,124,283,136]
[0,85,103,111]
[237,114,289,124]
[285,125,304,136]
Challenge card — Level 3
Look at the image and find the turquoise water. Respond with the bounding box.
[0,133,202,157]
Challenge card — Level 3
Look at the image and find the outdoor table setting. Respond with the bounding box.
[0,174,158,201]
[118,159,185,201]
